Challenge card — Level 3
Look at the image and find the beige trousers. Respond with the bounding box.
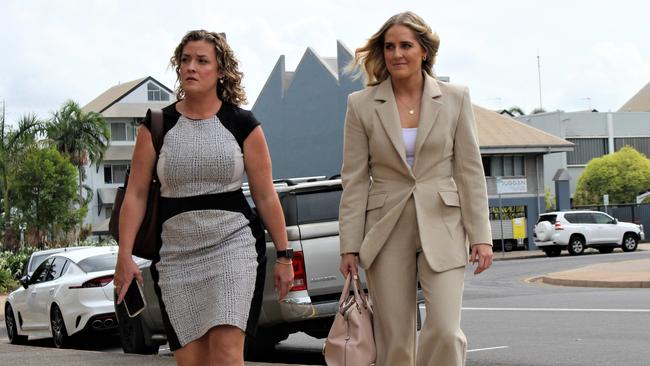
[366,198,467,366]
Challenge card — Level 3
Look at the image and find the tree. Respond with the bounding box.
[0,105,44,251]
[573,146,650,205]
[46,100,110,231]
[13,147,82,247]
[508,106,526,116]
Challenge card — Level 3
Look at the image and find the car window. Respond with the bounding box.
[77,253,118,272]
[49,257,68,280]
[28,253,51,274]
[295,189,342,225]
[30,258,55,284]
[564,213,579,223]
[537,214,556,224]
[592,213,615,224]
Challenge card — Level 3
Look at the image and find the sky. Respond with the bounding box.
[1,0,649,126]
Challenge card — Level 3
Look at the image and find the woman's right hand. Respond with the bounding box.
[114,253,143,305]
[339,253,359,277]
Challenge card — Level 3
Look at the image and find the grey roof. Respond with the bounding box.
[474,105,574,153]
[619,81,650,112]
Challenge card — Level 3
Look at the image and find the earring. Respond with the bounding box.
[423,56,427,61]
[219,78,224,84]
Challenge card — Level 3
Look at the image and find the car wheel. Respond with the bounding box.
[115,299,159,354]
[622,234,638,252]
[5,303,28,344]
[567,236,585,255]
[51,304,71,348]
[597,247,615,254]
[543,247,562,257]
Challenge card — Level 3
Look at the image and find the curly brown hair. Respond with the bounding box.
[170,30,247,106]
[348,11,440,86]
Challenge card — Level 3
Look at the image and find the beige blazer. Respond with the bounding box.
[339,74,492,272]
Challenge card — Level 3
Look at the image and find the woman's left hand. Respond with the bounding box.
[274,260,294,301]
[470,243,493,275]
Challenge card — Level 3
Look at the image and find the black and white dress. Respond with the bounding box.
[143,102,266,351]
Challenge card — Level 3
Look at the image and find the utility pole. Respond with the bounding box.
[537,52,543,111]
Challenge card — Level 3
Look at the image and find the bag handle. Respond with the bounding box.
[338,273,372,314]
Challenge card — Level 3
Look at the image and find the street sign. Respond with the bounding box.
[603,194,609,206]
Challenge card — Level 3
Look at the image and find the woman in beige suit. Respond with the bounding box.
[339,12,493,366]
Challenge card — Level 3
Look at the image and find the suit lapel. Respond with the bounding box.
[413,75,443,169]
[374,78,408,167]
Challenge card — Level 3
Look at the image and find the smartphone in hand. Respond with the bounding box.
[123,280,147,318]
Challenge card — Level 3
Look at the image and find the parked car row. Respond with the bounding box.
[534,210,644,257]
[4,246,147,348]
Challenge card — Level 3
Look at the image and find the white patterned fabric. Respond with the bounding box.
[154,113,258,347]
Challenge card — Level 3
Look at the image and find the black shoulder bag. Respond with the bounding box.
[109,109,163,260]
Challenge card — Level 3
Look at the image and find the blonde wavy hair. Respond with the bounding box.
[349,12,440,86]
[170,30,247,106]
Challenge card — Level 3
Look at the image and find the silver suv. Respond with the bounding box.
[533,210,644,257]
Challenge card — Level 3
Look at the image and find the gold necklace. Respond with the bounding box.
[396,95,418,115]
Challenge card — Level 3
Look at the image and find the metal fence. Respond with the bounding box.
[573,203,650,234]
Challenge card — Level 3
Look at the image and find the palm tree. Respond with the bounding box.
[0,109,44,251]
[46,100,110,227]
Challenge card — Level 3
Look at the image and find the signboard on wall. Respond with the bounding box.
[496,177,527,194]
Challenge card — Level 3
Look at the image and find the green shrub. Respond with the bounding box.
[0,268,18,293]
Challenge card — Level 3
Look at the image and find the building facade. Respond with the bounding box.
[517,111,650,197]
[82,77,173,236]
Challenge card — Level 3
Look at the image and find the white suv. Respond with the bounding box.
[533,210,644,257]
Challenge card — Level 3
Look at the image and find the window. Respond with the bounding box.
[566,138,607,165]
[30,258,54,284]
[110,122,136,141]
[592,212,615,224]
[147,82,170,101]
[78,253,118,272]
[104,164,129,184]
[614,137,650,157]
[483,156,525,177]
[105,206,113,219]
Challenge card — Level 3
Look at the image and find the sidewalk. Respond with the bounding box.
[0,343,294,366]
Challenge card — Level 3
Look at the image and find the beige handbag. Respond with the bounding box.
[323,273,376,366]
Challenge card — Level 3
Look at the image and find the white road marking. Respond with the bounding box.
[467,346,509,353]
[462,307,650,313]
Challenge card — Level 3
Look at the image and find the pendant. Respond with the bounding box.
[408,109,415,115]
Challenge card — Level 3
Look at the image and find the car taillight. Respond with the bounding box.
[69,275,114,289]
[554,221,564,230]
[290,251,307,292]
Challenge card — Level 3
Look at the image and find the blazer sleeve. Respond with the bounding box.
[453,87,493,246]
[338,94,370,254]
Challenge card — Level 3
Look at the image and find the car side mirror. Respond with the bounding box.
[20,275,30,289]
[613,219,618,224]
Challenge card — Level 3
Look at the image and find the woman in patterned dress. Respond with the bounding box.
[114,30,293,366]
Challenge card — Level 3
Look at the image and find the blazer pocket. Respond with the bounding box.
[439,191,460,207]
[366,192,387,211]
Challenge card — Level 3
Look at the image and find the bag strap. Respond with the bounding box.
[148,109,164,155]
[147,109,163,182]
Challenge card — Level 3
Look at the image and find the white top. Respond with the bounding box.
[402,128,418,167]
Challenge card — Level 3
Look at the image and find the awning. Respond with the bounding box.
[97,188,118,206]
